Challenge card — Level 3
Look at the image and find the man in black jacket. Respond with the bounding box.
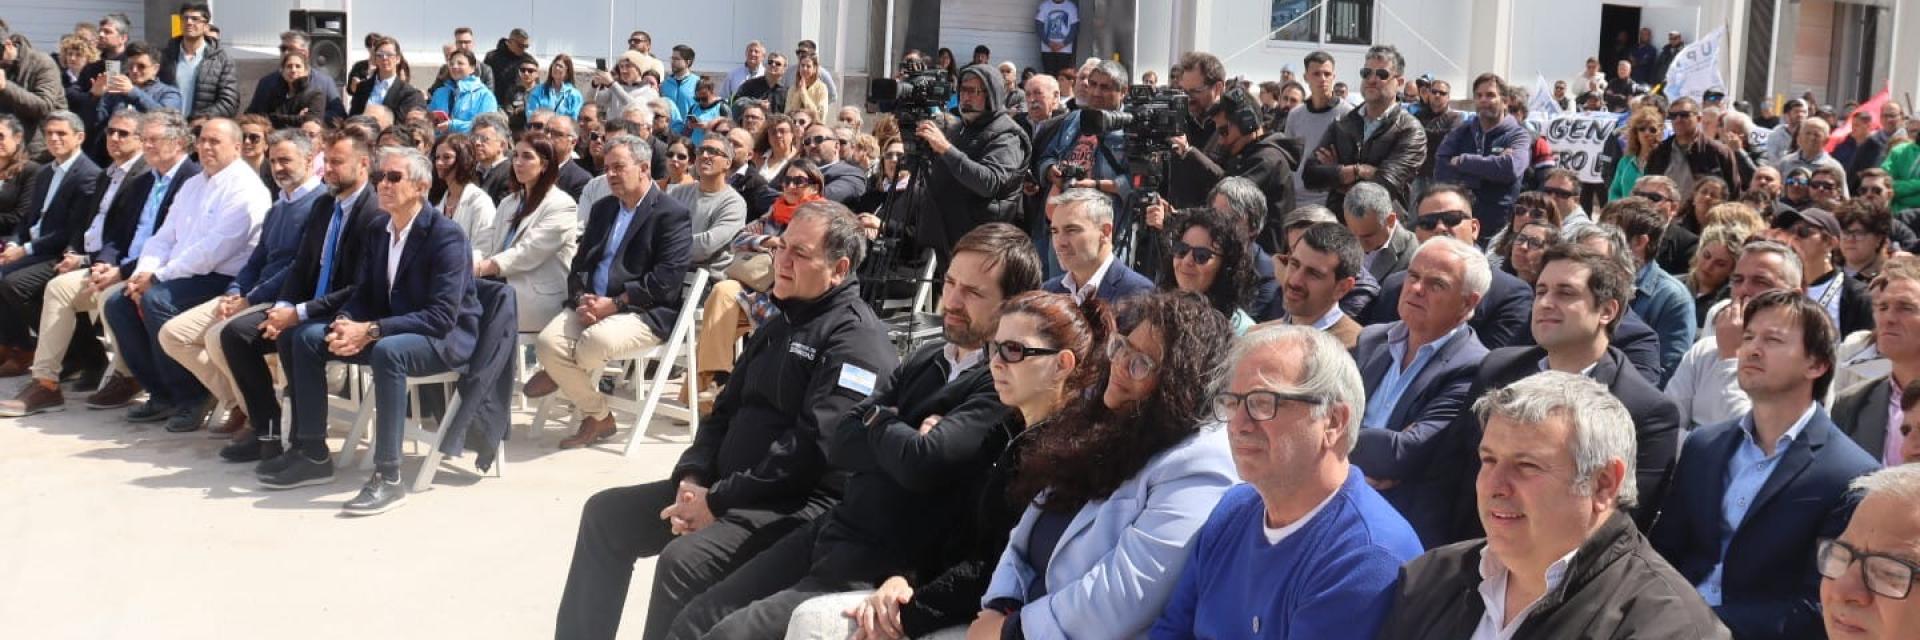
[0,112,99,376]
[522,135,690,448]
[1301,44,1425,217]
[804,122,869,207]
[665,223,1039,638]
[156,3,238,120]
[1375,372,1729,640]
[471,115,515,203]
[556,201,897,640]
[902,64,1031,266]
[1170,87,1299,251]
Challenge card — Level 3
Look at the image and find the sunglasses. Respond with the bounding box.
[1669,110,1695,119]
[1514,206,1549,220]
[1787,223,1823,239]
[520,67,540,74]
[1809,181,1839,192]
[697,146,729,158]
[1542,186,1577,199]
[666,151,689,161]
[1785,176,1810,187]
[1861,186,1889,196]
[802,135,833,146]
[779,175,819,189]
[1416,210,1469,231]
[242,133,264,144]
[883,151,905,160]
[1172,242,1218,265]
[107,128,136,139]
[1358,68,1392,82]
[989,340,1063,364]
[1631,191,1671,203]
[375,170,407,184]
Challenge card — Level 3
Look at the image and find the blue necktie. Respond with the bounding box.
[314,203,346,300]
[126,174,171,263]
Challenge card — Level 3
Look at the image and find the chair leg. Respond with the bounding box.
[337,376,376,469]
[409,391,458,493]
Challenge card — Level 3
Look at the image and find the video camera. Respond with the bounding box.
[870,67,955,157]
[1080,85,1189,258]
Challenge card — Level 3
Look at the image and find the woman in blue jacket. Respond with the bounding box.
[524,53,584,121]
[429,49,498,134]
[972,290,1238,639]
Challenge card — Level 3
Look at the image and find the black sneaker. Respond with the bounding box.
[163,399,216,433]
[341,474,407,516]
[125,400,175,423]
[220,437,283,463]
[256,451,335,489]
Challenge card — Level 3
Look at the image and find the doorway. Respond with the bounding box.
[1598,5,1643,71]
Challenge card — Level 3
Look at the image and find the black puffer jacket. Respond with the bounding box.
[158,36,239,118]
[910,64,1031,263]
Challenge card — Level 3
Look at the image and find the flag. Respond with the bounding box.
[1527,73,1563,131]
[1663,27,1726,102]
[1827,86,1892,153]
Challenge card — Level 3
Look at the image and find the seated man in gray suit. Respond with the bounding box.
[1832,254,1920,466]
[1344,180,1415,282]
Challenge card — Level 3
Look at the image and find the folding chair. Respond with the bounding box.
[530,270,708,455]
[338,371,504,492]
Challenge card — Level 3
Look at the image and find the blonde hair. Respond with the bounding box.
[1700,202,1765,236]
[1625,106,1664,158]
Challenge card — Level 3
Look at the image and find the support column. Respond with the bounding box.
[1892,1,1920,107]
[1468,0,1515,79]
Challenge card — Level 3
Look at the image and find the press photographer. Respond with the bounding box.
[865,64,1031,267]
[1162,87,1301,251]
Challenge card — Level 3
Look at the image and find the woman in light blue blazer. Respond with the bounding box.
[972,291,1239,640]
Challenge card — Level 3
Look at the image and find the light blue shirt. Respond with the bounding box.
[1362,322,1468,430]
[369,76,392,106]
[593,199,639,296]
[1697,402,1818,606]
[125,160,185,264]
[174,43,203,116]
[281,185,366,320]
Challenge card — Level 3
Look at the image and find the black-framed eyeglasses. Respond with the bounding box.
[1631,191,1669,203]
[1213,389,1327,423]
[1107,337,1160,381]
[1172,242,1218,265]
[375,170,407,184]
[990,340,1063,364]
[1542,186,1577,199]
[1513,234,1551,251]
[802,135,833,147]
[779,175,819,189]
[107,128,136,139]
[520,67,540,74]
[1416,210,1469,231]
[696,146,729,158]
[1358,68,1392,82]
[1810,181,1839,192]
[1818,538,1918,600]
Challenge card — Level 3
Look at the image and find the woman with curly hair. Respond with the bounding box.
[1158,207,1256,333]
[969,290,1237,639]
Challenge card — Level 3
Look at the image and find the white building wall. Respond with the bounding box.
[1201,0,1474,92]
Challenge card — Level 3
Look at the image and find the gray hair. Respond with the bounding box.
[1364,44,1406,77]
[1210,177,1268,235]
[1722,110,1753,135]
[376,145,433,184]
[471,116,512,145]
[1633,174,1679,200]
[621,104,655,123]
[100,13,132,35]
[791,200,868,271]
[267,128,313,158]
[142,110,192,144]
[1473,371,1640,507]
[41,110,85,134]
[1417,236,1492,298]
[1283,204,1338,230]
[1049,188,1114,225]
[1850,465,1920,504]
[547,114,577,138]
[1090,59,1131,86]
[1344,181,1395,223]
[1218,324,1368,453]
[1562,223,1635,279]
[602,134,653,169]
[1025,73,1060,94]
[1740,239,1804,291]
[279,30,309,48]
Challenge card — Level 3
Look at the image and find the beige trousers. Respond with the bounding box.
[534,309,661,419]
[696,278,749,375]
[30,270,127,382]
[158,298,263,411]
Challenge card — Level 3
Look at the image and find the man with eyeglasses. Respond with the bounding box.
[502,60,540,131]
[1774,206,1875,337]
[801,122,866,206]
[668,134,748,281]
[1377,372,1728,639]
[1650,290,1879,640]
[1539,168,1592,229]
[1037,60,1134,234]
[895,63,1030,265]
[545,115,592,200]
[732,53,787,115]
[1619,175,1698,276]
[157,2,237,120]
[483,28,536,99]
[1303,45,1425,218]
[1153,324,1421,639]
[471,115,515,203]
[1820,464,1920,639]
[89,42,180,165]
[1644,96,1741,203]
[1366,184,1535,353]
[0,112,100,380]
[1600,196,1695,382]
[1434,73,1530,244]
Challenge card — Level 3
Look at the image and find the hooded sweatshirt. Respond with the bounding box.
[912,64,1033,261]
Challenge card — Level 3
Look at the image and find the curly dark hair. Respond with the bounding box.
[1011,290,1232,513]
[1156,207,1254,323]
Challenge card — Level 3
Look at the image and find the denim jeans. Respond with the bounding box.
[281,322,450,476]
[102,273,232,407]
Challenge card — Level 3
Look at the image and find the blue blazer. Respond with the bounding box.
[1352,321,1488,547]
[1366,266,1533,351]
[983,428,1237,640]
[343,205,482,372]
[569,187,692,338]
[1041,258,1155,304]
[1648,410,1879,640]
[19,154,103,260]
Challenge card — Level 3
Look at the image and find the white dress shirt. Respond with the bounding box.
[385,212,417,295]
[134,159,272,281]
[1473,547,1579,640]
[1060,253,1115,304]
[27,152,82,241]
[83,153,142,253]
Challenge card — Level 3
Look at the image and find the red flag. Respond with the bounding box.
[1828,85,1892,152]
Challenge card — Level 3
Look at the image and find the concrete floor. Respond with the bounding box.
[0,375,685,639]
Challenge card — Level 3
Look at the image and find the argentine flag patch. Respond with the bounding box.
[837,363,878,396]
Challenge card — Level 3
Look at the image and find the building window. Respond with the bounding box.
[1271,0,1374,46]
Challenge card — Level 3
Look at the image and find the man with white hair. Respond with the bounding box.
[1152,324,1422,638]
[1352,235,1491,546]
[1666,240,1803,430]
[470,114,515,202]
[1365,183,1534,350]
[1375,372,1729,639]
[1820,465,1920,640]
[719,40,765,100]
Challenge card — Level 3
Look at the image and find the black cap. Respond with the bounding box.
[1773,207,1841,236]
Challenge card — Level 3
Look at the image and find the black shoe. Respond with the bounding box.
[256,451,334,489]
[341,473,407,516]
[220,437,283,463]
[62,367,104,392]
[125,400,175,423]
[163,399,216,433]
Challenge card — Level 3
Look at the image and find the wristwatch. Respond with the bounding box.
[863,405,888,428]
[365,322,382,342]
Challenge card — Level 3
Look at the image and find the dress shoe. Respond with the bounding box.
[85,375,142,409]
[256,450,335,489]
[208,408,248,437]
[341,473,407,516]
[0,379,65,417]
[125,400,176,423]
[0,349,33,378]
[522,370,559,399]
[62,367,105,393]
[163,399,217,433]
[219,434,282,463]
[558,414,618,449]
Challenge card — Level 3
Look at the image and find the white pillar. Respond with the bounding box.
[1892,0,1920,108]
[1469,0,1515,79]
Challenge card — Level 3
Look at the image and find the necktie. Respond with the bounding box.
[126,173,171,263]
[314,203,347,300]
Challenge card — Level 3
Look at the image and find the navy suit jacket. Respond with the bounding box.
[1352,321,1489,547]
[343,205,482,372]
[1648,410,1879,640]
[1514,308,1666,387]
[95,159,200,277]
[569,187,693,338]
[1249,242,1280,321]
[277,187,382,318]
[19,154,103,259]
[1366,266,1533,350]
[1041,258,1154,304]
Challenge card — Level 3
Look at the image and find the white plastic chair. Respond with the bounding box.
[531,270,709,455]
[338,371,504,492]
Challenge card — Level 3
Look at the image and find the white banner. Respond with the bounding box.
[1527,73,1564,131]
[1545,112,1622,184]
[1663,27,1726,102]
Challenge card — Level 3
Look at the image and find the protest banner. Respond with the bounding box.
[1545,111,1620,184]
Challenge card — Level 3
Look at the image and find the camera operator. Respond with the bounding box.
[901,65,1032,265]
[1161,87,1301,252]
[1175,52,1227,151]
[1036,60,1133,229]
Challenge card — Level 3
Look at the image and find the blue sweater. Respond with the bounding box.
[228,182,324,304]
[1150,469,1422,640]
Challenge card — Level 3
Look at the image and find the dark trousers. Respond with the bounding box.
[219,307,281,436]
[282,322,450,475]
[1040,51,1073,75]
[667,517,880,639]
[0,257,59,348]
[102,273,231,406]
[554,480,831,640]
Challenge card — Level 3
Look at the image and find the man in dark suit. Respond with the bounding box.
[1650,290,1881,640]
[1830,255,1920,466]
[549,115,594,200]
[472,116,515,204]
[1364,184,1532,349]
[803,123,866,206]
[347,53,425,119]
[0,111,100,375]
[256,145,481,517]
[1040,188,1153,304]
[1352,235,1490,547]
[522,134,691,448]
[219,129,380,461]
[1445,244,1682,545]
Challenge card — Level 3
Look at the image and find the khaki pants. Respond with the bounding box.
[696,278,750,375]
[535,309,661,419]
[158,298,262,411]
[30,270,127,382]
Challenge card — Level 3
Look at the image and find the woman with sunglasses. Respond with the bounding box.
[264,50,328,129]
[1676,176,1728,234]
[428,48,500,134]
[524,54,584,122]
[433,133,497,260]
[1686,224,1749,328]
[1607,106,1665,203]
[662,139,697,188]
[473,131,580,333]
[754,114,799,183]
[235,114,272,180]
[1487,191,1562,274]
[788,291,1113,639]
[970,291,1235,640]
[1157,207,1257,334]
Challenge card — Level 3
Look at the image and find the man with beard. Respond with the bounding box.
[898,64,1030,266]
[1411,78,1460,196]
[1434,73,1530,245]
[1302,45,1425,217]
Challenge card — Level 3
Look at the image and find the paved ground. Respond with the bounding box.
[0,375,685,639]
